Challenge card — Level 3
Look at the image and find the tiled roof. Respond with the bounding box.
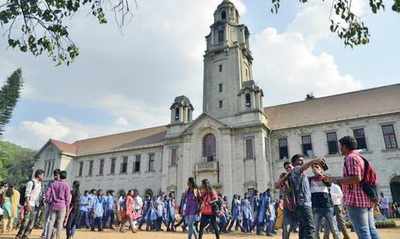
[264,84,400,130]
[50,139,77,155]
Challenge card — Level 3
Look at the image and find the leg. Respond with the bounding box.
[46,210,57,239]
[323,208,339,239]
[210,215,220,239]
[367,208,380,239]
[198,216,209,239]
[348,207,372,239]
[313,209,323,239]
[55,208,66,239]
[296,206,315,239]
[334,206,350,239]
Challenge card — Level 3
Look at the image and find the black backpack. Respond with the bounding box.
[19,181,35,206]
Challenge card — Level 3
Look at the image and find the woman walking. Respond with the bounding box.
[119,190,139,233]
[1,183,20,232]
[198,179,220,239]
[184,177,200,239]
[66,181,80,239]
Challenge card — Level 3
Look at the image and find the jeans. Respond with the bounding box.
[282,209,296,239]
[348,207,380,239]
[185,215,199,239]
[313,207,339,239]
[66,210,80,239]
[295,205,314,239]
[16,206,41,238]
[102,209,114,228]
[92,217,103,231]
[324,205,350,239]
[46,208,67,239]
[79,210,91,228]
[199,215,219,239]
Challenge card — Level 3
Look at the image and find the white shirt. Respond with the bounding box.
[26,178,42,207]
[330,183,343,206]
[134,195,143,211]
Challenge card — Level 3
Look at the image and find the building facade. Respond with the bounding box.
[33,0,400,202]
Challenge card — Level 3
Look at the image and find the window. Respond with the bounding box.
[221,11,226,20]
[203,134,216,162]
[245,137,254,160]
[219,100,223,108]
[46,161,51,177]
[120,156,128,174]
[88,160,93,177]
[148,153,155,172]
[170,148,177,166]
[302,135,313,157]
[50,161,55,176]
[133,155,141,173]
[219,64,223,72]
[110,158,116,175]
[78,161,83,177]
[353,128,367,150]
[175,109,180,121]
[279,138,289,160]
[218,83,223,92]
[245,93,251,108]
[382,124,398,149]
[218,30,224,42]
[99,159,104,176]
[327,132,338,155]
[44,162,48,177]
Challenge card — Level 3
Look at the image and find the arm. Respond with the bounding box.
[300,158,323,172]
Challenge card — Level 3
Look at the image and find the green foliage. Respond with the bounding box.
[0,0,135,65]
[0,140,36,186]
[0,68,23,135]
[270,0,399,48]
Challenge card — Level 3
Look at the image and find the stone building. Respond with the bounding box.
[33,0,400,202]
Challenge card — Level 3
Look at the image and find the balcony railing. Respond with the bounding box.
[195,160,219,173]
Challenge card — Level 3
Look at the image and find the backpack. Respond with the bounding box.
[19,180,35,206]
[345,155,379,203]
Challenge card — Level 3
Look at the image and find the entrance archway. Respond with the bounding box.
[390,176,400,203]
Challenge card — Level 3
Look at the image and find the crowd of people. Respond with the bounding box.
[0,135,398,239]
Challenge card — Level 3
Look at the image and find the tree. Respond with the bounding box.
[0,0,135,65]
[0,68,23,136]
[271,0,400,47]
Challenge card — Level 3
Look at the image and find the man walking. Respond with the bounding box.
[45,170,71,239]
[15,169,44,239]
[328,136,380,239]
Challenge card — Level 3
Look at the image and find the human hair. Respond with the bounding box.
[53,169,61,177]
[34,169,44,178]
[60,170,67,179]
[201,179,213,192]
[5,183,14,197]
[187,177,197,190]
[283,161,291,168]
[291,154,304,164]
[339,136,358,150]
[279,172,287,179]
[72,180,80,190]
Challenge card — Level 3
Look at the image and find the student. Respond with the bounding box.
[184,177,200,239]
[2,183,20,232]
[66,181,80,239]
[41,169,61,239]
[309,162,339,239]
[323,183,350,239]
[79,191,90,229]
[198,179,219,239]
[119,190,138,233]
[91,189,105,232]
[327,136,380,239]
[255,191,268,235]
[45,170,71,239]
[15,169,44,239]
[276,168,296,239]
[241,193,253,233]
[227,194,243,232]
[102,190,115,229]
[165,192,176,231]
[275,154,323,239]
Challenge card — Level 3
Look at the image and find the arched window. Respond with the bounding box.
[202,133,216,162]
[175,108,180,121]
[221,11,226,20]
[245,93,251,108]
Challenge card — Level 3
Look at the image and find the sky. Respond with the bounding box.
[0,0,399,149]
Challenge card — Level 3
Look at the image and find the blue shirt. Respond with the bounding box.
[80,195,89,212]
[93,196,105,217]
[104,195,114,210]
[289,166,312,207]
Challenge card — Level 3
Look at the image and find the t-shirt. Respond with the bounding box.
[26,179,42,207]
[288,166,312,207]
[330,183,343,206]
[309,176,332,208]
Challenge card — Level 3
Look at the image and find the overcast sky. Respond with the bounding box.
[0,0,399,149]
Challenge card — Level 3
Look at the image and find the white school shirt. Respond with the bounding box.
[329,183,343,206]
[26,178,42,207]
